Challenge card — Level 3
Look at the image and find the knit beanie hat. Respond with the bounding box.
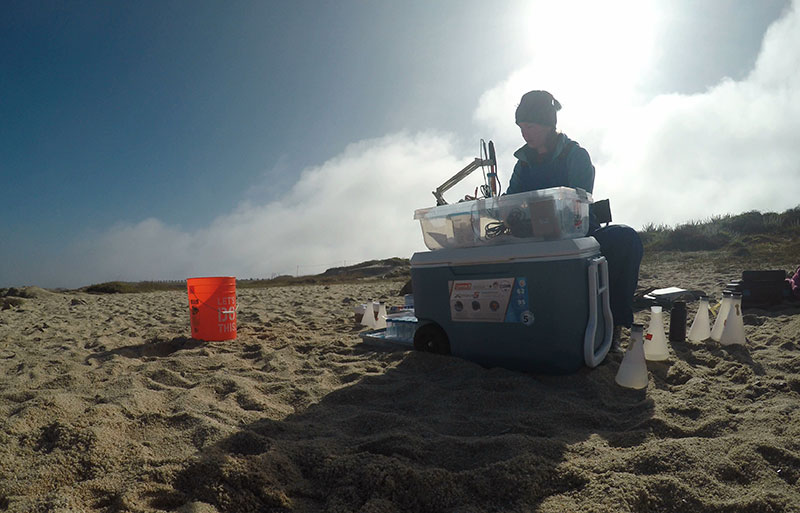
[515,90,561,127]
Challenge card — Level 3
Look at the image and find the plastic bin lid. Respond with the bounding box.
[410,237,601,267]
[413,200,485,220]
[414,187,591,219]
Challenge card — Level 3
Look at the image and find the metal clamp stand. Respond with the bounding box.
[432,141,496,206]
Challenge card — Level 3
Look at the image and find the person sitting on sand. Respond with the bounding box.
[506,90,643,349]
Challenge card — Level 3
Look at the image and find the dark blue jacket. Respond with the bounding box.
[506,133,595,195]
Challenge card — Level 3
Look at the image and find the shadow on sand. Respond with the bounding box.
[85,336,206,363]
[156,342,655,512]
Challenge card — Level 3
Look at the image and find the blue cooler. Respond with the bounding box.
[410,237,613,374]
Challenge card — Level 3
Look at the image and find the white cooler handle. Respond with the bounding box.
[585,256,614,367]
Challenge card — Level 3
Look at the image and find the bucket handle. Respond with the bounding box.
[584,256,613,367]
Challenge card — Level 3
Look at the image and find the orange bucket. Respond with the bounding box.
[186,276,237,341]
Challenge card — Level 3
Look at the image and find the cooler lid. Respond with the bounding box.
[411,237,600,267]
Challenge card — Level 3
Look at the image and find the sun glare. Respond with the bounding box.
[520,1,656,79]
[512,1,659,114]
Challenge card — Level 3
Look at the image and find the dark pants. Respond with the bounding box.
[589,224,643,328]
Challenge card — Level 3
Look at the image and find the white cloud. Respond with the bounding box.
[608,0,800,227]
[41,132,475,287]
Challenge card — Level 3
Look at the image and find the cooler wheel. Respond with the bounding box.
[413,323,451,355]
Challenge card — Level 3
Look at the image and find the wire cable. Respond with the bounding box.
[484,221,509,238]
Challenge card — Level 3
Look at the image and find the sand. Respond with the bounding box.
[1,256,799,513]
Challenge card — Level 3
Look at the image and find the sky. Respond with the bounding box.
[2,0,798,289]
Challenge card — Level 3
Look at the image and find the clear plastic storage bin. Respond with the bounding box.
[386,315,418,341]
[414,186,592,250]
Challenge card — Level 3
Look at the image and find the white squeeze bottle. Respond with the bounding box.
[644,305,669,361]
[710,291,733,342]
[616,324,648,389]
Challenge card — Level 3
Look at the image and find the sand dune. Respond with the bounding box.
[1,257,799,512]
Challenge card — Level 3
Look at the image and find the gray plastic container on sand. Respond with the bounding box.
[410,237,613,374]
